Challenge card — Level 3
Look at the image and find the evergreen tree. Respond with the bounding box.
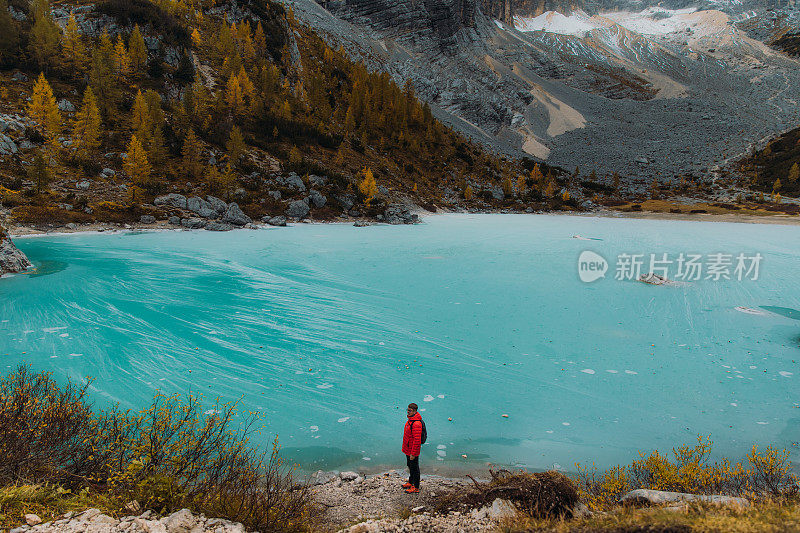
[253,22,266,56]
[73,86,102,157]
[191,28,202,48]
[28,0,60,69]
[61,13,86,70]
[359,167,377,205]
[124,134,151,187]
[144,90,166,165]
[28,149,51,194]
[773,177,782,193]
[788,162,799,184]
[28,73,61,141]
[182,128,203,178]
[225,73,244,114]
[226,126,245,165]
[0,0,20,65]
[130,89,149,139]
[128,25,148,73]
[89,32,118,116]
[113,35,130,79]
[464,184,473,201]
[516,174,526,196]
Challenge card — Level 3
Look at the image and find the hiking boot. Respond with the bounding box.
[404,487,420,494]
[401,482,413,489]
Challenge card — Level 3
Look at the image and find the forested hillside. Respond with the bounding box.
[0,0,581,228]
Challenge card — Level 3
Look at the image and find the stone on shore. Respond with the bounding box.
[308,189,326,208]
[154,194,188,209]
[181,217,206,229]
[222,203,252,226]
[205,221,234,231]
[206,196,228,216]
[264,215,287,227]
[619,489,750,507]
[139,215,156,224]
[0,230,33,275]
[286,199,310,219]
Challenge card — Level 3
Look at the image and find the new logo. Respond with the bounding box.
[578,251,608,283]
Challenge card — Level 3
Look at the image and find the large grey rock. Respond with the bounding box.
[309,189,327,208]
[222,203,251,226]
[197,207,216,219]
[186,196,211,214]
[265,215,287,227]
[312,470,339,485]
[309,174,327,186]
[286,199,310,219]
[205,221,234,231]
[162,509,196,533]
[0,231,33,275]
[206,196,227,215]
[619,489,749,507]
[0,133,18,155]
[268,190,281,200]
[168,216,181,225]
[486,498,517,520]
[57,99,75,113]
[281,172,306,192]
[336,194,355,211]
[180,218,206,229]
[340,471,359,481]
[384,204,419,225]
[154,194,188,209]
[139,215,156,224]
[100,167,116,178]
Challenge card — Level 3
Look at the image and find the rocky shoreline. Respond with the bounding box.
[0,226,32,276]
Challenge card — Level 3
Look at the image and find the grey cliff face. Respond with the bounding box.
[0,229,32,276]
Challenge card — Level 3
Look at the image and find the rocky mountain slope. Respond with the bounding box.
[284,0,800,182]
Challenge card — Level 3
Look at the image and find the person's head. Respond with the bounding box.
[406,403,418,416]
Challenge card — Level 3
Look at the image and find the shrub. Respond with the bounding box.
[576,436,799,511]
[0,366,311,531]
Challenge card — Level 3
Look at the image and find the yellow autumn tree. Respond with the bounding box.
[182,128,203,178]
[191,28,202,48]
[464,184,474,200]
[128,25,147,73]
[124,134,151,187]
[516,173,526,196]
[225,73,244,114]
[226,125,245,165]
[28,73,61,142]
[359,167,377,205]
[61,13,87,69]
[130,89,149,140]
[789,162,799,184]
[73,86,102,157]
[113,35,129,79]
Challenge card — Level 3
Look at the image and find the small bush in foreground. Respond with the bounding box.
[0,365,311,531]
[576,435,798,510]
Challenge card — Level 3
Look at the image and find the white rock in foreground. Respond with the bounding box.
[620,489,749,507]
[0,230,32,275]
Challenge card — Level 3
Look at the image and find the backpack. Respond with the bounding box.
[409,418,427,445]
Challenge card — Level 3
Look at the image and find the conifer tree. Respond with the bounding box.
[359,167,377,205]
[113,35,129,79]
[90,31,118,115]
[28,0,60,69]
[28,73,61,141]
[789,162,799,184]
[128,25,147,73]
[61,13,87,69]
[464,184,473,201]
[144,90,166,165]
[28,149,51,194]
[516,174,526,196]
[191,28,202,48]
[226,126,245,166]
[182,128,203,178]
[253,22,266,56]
[130,89,149,139]
[73,86,102,157]
[124,134,151,187]
[225,73,243,114]
[0,0,20,65]
[773,177,782,193]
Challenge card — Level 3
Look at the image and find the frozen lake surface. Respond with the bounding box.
[2,214,799,473]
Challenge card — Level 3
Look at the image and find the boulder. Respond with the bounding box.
[353,220,371,227]
[65,223,78,230]
[486,498,517,520]
[25,514,42,526]
[197,207,216,219]
[100,168,116,178]
[222,203,252,226]
[168,216,181,226]
[384,204,419,225]
[312,470,339,485]
[0,133,18,155]
[268,190,281,201]
[180,218,206,229]
[205,221,234,231]
[0,231,33,275]
[340,471,359,481]
[619,489,749,507]
[309,174,327,186]
[206,196,228,216]
[139,215,156,224]
[57,99,75,112]
[186,196,211,215]
[336,194,355,211]
[265,215,287,227]
[286,199,310,219]
[162,509,196,533]
[154,194,188,209]
[280,172,306,192]
[309,189,327,208]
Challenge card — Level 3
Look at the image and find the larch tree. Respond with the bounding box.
[124,134,151,187]
[0,0,20,65]
[182,128,204,178]
[225,73,244,114]
[359,167,377,205]
[191,28,202,48]
[61,13,87,70]
[28,0,60,69]
[253,22,266,56]
[113,35,129,80]
[789,162,799,184]
[73,86,102,157]
[226,126,245,166]
[90,31,118,116]
[29,149,52,194]
[28,73,61,142]
[144,90,166,165]
[128,25,148,73]
[516,174,526,196]
[130,89,150,140]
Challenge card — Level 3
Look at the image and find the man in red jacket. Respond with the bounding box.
[401,403,423,493]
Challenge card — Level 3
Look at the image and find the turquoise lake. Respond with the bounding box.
[2,214,799,474]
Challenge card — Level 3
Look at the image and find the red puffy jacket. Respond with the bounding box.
[402,412,423,457]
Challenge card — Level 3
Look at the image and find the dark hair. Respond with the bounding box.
[407,403,418,411]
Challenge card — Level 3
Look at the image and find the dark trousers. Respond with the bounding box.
[406,454,420,488]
